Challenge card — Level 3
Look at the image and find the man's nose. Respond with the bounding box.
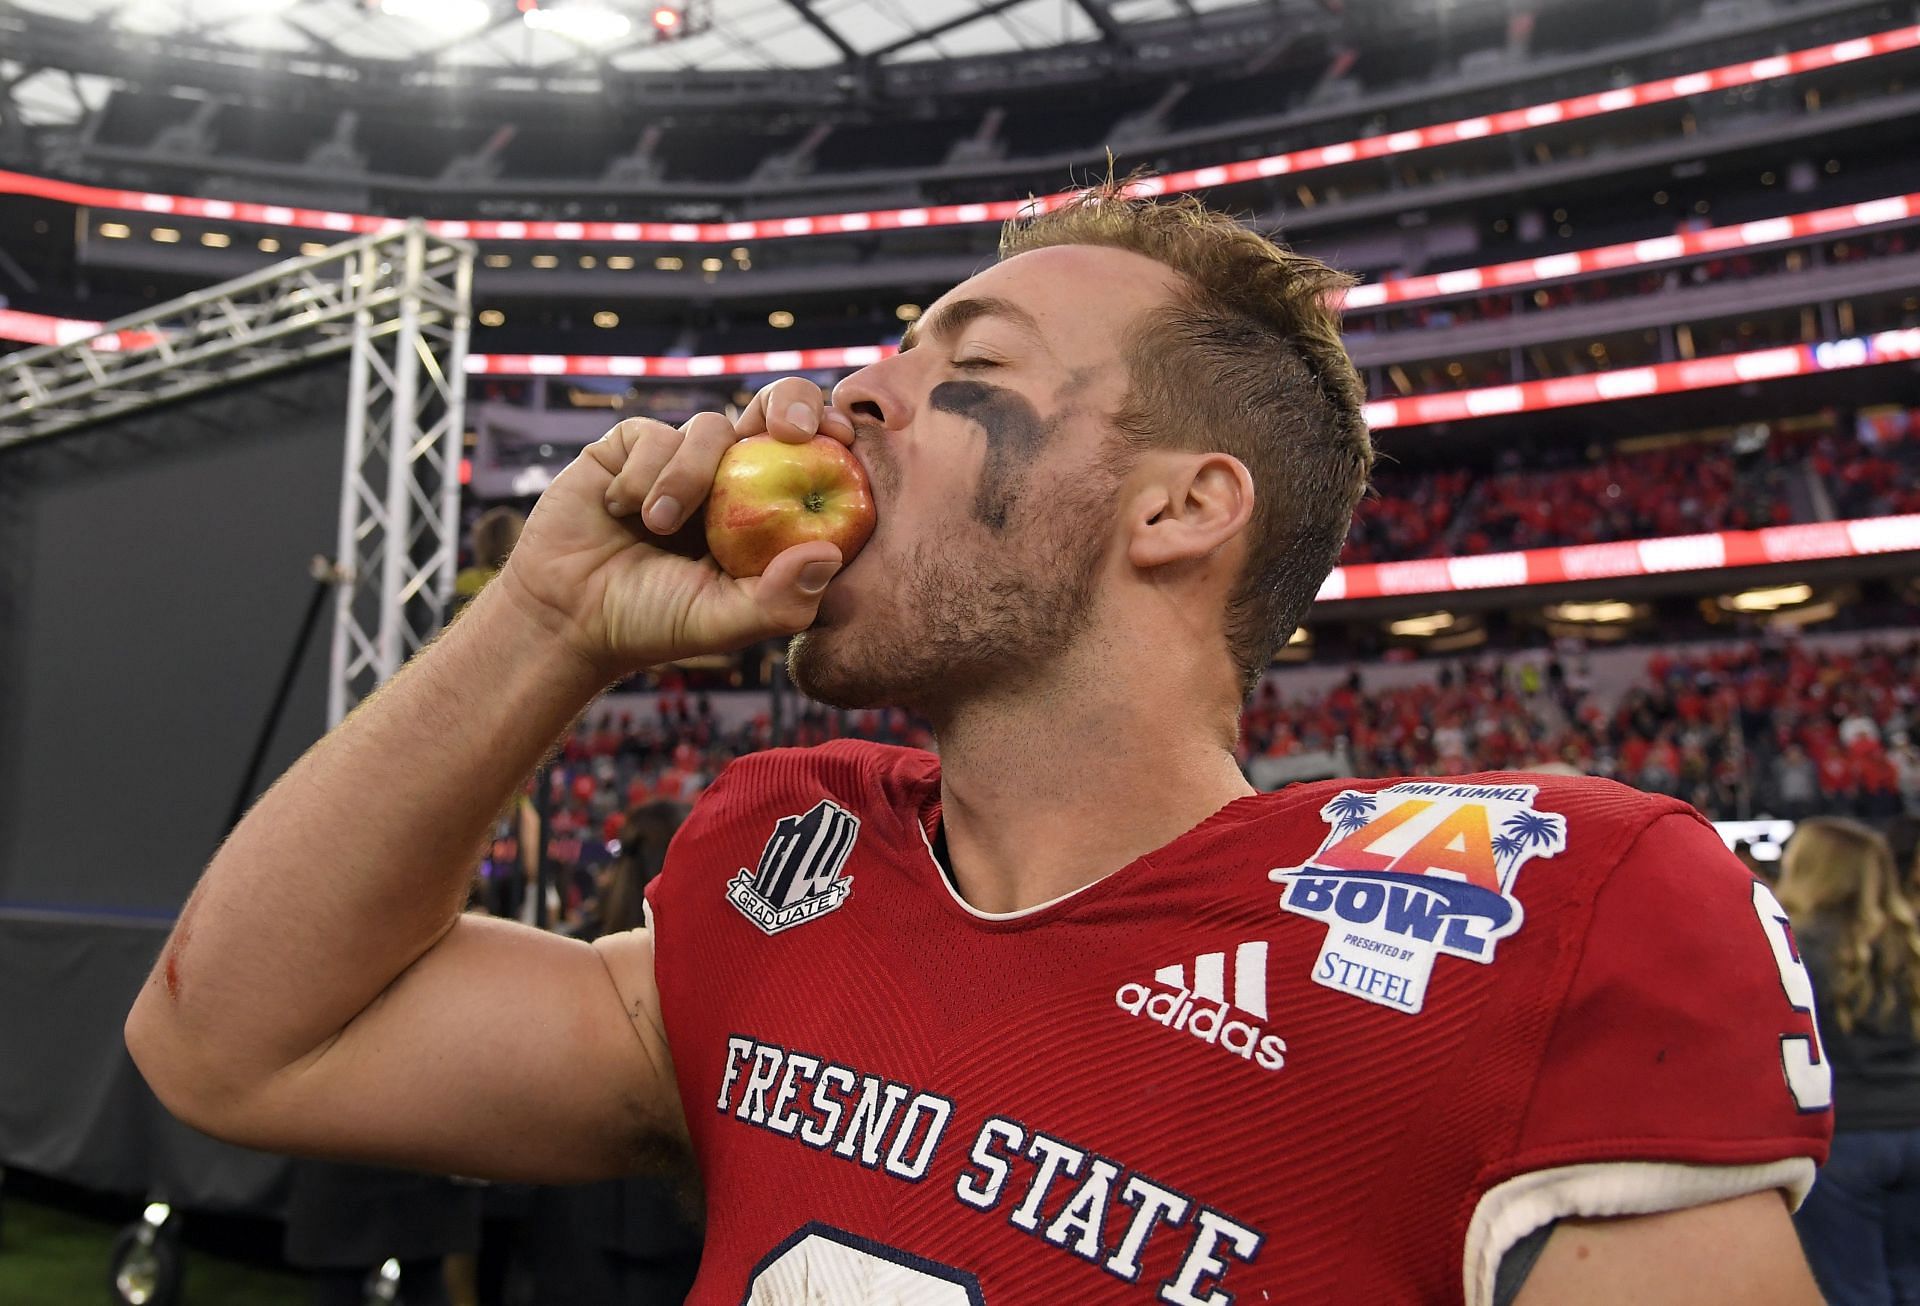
[831,360,912,433]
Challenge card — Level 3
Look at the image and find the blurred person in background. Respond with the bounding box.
[1777,817,1920,1304]
[454,507,526,617]
[568,798,703,1305]
[595,799,693,939]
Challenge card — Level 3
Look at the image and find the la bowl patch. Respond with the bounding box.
[1268,782,1566,1014]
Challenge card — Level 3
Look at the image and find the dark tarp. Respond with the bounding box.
[0,910,291,1214]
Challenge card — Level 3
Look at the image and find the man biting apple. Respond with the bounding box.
[127,175,1832,1306]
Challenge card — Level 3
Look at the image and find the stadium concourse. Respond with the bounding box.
[4,0,1920,1303]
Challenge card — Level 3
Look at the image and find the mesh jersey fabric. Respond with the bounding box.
[643,740,1832,1304]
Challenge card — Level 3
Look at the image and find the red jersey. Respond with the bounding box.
[646,741,1831,1305]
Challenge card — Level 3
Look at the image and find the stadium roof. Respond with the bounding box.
[5,0,1267,77]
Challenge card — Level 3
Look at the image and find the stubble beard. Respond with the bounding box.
[785,479,1113,718]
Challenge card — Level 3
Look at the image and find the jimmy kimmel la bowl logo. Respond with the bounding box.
[726,799,858,935]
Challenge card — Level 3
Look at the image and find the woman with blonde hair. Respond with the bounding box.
[1778,817,1920,1305]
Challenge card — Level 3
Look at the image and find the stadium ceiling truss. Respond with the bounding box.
[0,223,476,728]
[0,0,1340,107]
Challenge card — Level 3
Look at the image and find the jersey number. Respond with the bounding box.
[1749,880,1833,1113]
[746,1224,985,1305]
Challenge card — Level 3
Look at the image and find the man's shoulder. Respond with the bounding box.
[1219,769,1702,890]
[699,739,938,817]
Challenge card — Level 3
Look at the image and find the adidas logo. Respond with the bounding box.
[1115,942,1288,1073]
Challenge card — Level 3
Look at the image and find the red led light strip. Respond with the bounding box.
[1356,329,1920,429]
[1316,514,1920,603]
[0,24,1912,245]
[5,187,1915,358]
[1341,192,1920,309]
[0,308,165,351]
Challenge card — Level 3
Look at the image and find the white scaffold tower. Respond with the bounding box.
[0,221,476,726]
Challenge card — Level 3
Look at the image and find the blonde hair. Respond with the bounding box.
[999,174,1373,699]
[1776,816,1920,1037]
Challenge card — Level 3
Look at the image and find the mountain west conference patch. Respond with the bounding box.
[726,799,858,935]
[1268,782,1567,1014]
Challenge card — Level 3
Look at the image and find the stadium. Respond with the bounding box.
[1,0,1917,1302]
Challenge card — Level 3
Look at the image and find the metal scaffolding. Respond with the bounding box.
[0,221,475,726]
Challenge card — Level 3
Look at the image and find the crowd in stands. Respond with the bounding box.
[1338,406,1920,565]
[1820,405,1920,520]
[1239,638,1920,826]
[484,637,1920,928]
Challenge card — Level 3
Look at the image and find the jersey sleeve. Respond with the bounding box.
[1463,809,1834,1306]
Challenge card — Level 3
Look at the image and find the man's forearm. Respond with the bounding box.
[127,579,610,1098]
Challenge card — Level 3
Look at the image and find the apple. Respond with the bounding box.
[704,434,876,580]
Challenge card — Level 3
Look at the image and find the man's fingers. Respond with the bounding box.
[735,378,854,447]
[599,419,683,521]
[638,413,739,535]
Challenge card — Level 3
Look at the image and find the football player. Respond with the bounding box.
[128,179,1831,1304]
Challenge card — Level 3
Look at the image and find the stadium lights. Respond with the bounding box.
[1389,612,1456,637]
[607,255,635,269]
[258,236,280,252]
[1544,600,1640,624]
[594,311,619,327]
[379,0,492,34]
[150,228,180,243]
[768,311,794,328]
[1722,583,1814,612]
[200,232,230,247]
[654,256,682,270]
[896,304,922,321]
[525,5,632,42]
[99,222,131,238]
[478,309,505,326]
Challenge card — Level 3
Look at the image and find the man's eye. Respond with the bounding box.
[953,357,1001,370]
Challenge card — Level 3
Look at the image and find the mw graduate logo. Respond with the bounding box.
[726,799,858,935]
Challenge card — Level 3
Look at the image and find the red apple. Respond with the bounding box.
[704,434,876,580]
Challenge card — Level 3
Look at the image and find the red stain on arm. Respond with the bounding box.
[162,898,198,1001]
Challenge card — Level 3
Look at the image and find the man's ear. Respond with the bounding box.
[1125,451,1255,570]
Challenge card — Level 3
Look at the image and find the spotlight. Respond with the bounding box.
[378,0,492,34]
[652,4,683,35]
[526,5,633,42]
[109,1201,182,1306]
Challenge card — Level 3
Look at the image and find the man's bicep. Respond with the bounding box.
[230,913,685,1185]
[1511,1189,1822,1306]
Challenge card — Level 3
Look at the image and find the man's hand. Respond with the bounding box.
[498,378,859,678]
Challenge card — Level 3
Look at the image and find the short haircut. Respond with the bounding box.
[1000,175,1373,699]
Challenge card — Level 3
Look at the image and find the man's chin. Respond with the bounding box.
[786,627,912,712]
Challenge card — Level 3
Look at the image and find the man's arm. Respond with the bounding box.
[124,384,850,1185]
[1512,1189,1824,1305]
[124,580,678,1183]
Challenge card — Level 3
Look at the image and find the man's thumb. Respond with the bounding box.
[746,542,844,633]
